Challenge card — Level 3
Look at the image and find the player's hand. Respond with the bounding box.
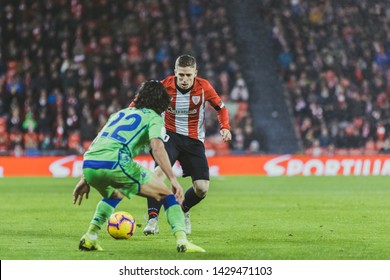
[73,177,90,205]
[170,178,184,204]
[220,128,232,142]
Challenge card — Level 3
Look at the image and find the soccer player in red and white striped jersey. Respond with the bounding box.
[162,70,230,142]
[144,54,232,235]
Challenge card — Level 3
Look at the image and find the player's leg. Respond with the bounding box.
[78,167,130,251]
[139,176,205,252]
[79,192,123,251]
[182,179,209,212]
[145,131,179,235]
[179,138,210,234]
[84,193,123,238]
[144,167,166,234]
[140,175,185,238]
[181,179,209,235]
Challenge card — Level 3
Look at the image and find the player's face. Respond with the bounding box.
[174,66,197,89]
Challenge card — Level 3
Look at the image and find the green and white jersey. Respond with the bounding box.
[84,107,165,162]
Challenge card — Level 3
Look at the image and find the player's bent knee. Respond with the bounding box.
[139,177,172,201]
[196,188,208,197]
[193,180,209,197]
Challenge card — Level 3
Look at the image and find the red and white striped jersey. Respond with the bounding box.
[162,76,230,142]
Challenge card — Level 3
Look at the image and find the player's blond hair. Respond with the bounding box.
[175,54,197,69]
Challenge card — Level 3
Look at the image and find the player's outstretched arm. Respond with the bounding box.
[150,138,184,204]
[73,176,90,205]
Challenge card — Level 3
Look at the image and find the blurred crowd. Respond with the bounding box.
[0,0,257,157]
[262,0,390,155]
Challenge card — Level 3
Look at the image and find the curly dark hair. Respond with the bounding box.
[133,80,171,114]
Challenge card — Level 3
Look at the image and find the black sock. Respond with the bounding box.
[147,197,162,219]
[182,186,205,213]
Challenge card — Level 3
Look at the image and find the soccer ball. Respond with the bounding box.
[107,211,136,239]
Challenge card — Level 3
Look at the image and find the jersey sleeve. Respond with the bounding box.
[203,80,231,131]
[148,113,166,141]
[161,76,175,90]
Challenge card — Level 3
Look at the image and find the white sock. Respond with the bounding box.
[87,233,98,240]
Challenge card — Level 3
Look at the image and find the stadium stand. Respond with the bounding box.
[3,0,387,156]
[226,0,301,154]
[0,0,255,156]
[260,0,390,155]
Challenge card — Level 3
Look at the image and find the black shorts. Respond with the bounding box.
[157,130,210,181]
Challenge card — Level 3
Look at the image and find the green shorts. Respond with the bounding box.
[82,158,153,199]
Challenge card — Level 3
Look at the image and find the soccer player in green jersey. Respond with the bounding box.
[73,80,205,253]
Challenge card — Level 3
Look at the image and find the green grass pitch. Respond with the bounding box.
[0,176,389,260]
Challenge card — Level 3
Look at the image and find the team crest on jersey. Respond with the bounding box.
[192,96,201,105]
